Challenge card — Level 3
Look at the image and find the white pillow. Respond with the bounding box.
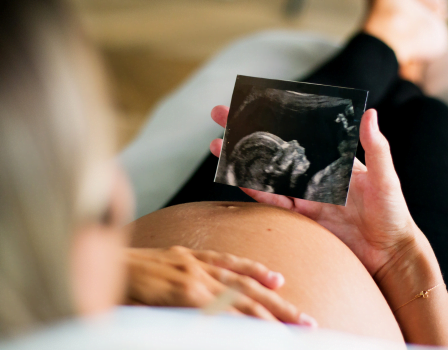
[1,307,418,350]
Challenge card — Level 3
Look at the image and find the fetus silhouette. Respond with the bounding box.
[226,131,310,193]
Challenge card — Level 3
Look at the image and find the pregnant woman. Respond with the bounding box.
[0,0,308,340]
[131,109,448,345]
[1,0,447,347]
[131,0,448,346]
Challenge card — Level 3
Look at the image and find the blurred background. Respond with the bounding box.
[68,0,367,149]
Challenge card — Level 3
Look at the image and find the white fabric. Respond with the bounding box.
[119,30,341,219]
[1,306,433,350]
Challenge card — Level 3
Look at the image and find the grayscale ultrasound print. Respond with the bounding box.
[214,76,368,206]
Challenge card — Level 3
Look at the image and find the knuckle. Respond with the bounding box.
[185,263,203,278]
[169,245,189,254]
[238,257,252,267]
[221,253,237,265]
[194,250,215,264]
[238,275,258,290]
[214,268,230,284]
[251,262,267,274]
[177,280,205,306]
[201,249,215,256]
[176,261,203,277]
[249,301,265,316]
[219,269,236,289]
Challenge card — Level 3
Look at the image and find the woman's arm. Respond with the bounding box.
[376,230,448,345]
[210,106,448,345]
[124,246,317,327]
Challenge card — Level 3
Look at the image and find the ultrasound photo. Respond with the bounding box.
[214,75,369,206]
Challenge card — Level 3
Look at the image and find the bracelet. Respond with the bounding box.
[393,283,446,313]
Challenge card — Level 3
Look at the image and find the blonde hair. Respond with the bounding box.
[0,0,115,336]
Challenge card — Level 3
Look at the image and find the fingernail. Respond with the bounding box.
[298,313,318,328]
[370,110,378,132]
[267,271,285,288]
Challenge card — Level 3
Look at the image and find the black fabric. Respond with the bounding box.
[166,33,448,275]
[304,33,448,275]
[166,151,256,205]
[303,33,400,109]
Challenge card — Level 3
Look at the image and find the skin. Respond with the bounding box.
[131,201,404,342]
[210,106,448,346]
[70,0,448,341]
[70,167,313,327]
[364,0,448,84]
[363,0,447,64]
[71,167,133,315]
[75,108,446,344]
[124,246,310,325]
[208,1,448,343]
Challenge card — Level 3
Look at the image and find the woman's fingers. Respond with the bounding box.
[209,104,229,157]
[359,109,400,189]
[240,187,295,210]
[231,293,279,322]
[211,105,230,128]
[242,184,326,221]
[210,138,223,157]
[240,187,324,221]
[352,157,367,173]
[207,285,318,327]
[192,250,284,289]
[126,247,317,326]
[290,197,325,221]
[191,250,316,325]
[205,266,309,325]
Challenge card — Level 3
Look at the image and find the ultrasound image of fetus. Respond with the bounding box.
[225,131,310,193]
[214,77,367,205]
[304,105,359,205]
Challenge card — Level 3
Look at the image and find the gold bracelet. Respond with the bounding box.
[393,283,446,313]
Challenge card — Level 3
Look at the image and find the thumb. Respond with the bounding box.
[359,109,399,187]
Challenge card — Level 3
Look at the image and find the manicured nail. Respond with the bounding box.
[267,271,285,288]
[298,313,318,328]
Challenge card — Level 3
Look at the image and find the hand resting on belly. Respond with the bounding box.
[130,201,404,343]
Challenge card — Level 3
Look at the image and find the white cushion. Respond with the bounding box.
[1,307,416,350]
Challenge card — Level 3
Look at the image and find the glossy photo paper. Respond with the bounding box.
[214,75,368,206]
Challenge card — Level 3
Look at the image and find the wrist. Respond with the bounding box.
[375,227,444,310]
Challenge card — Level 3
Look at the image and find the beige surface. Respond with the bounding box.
[69,0,366,148]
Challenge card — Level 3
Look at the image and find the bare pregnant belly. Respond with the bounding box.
[131,201,403,343]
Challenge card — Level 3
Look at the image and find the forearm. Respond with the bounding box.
[376,228,448,346]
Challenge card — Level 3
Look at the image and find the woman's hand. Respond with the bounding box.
[125,246,317,327]
[210,106,420,279]
[209,106,448,345]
